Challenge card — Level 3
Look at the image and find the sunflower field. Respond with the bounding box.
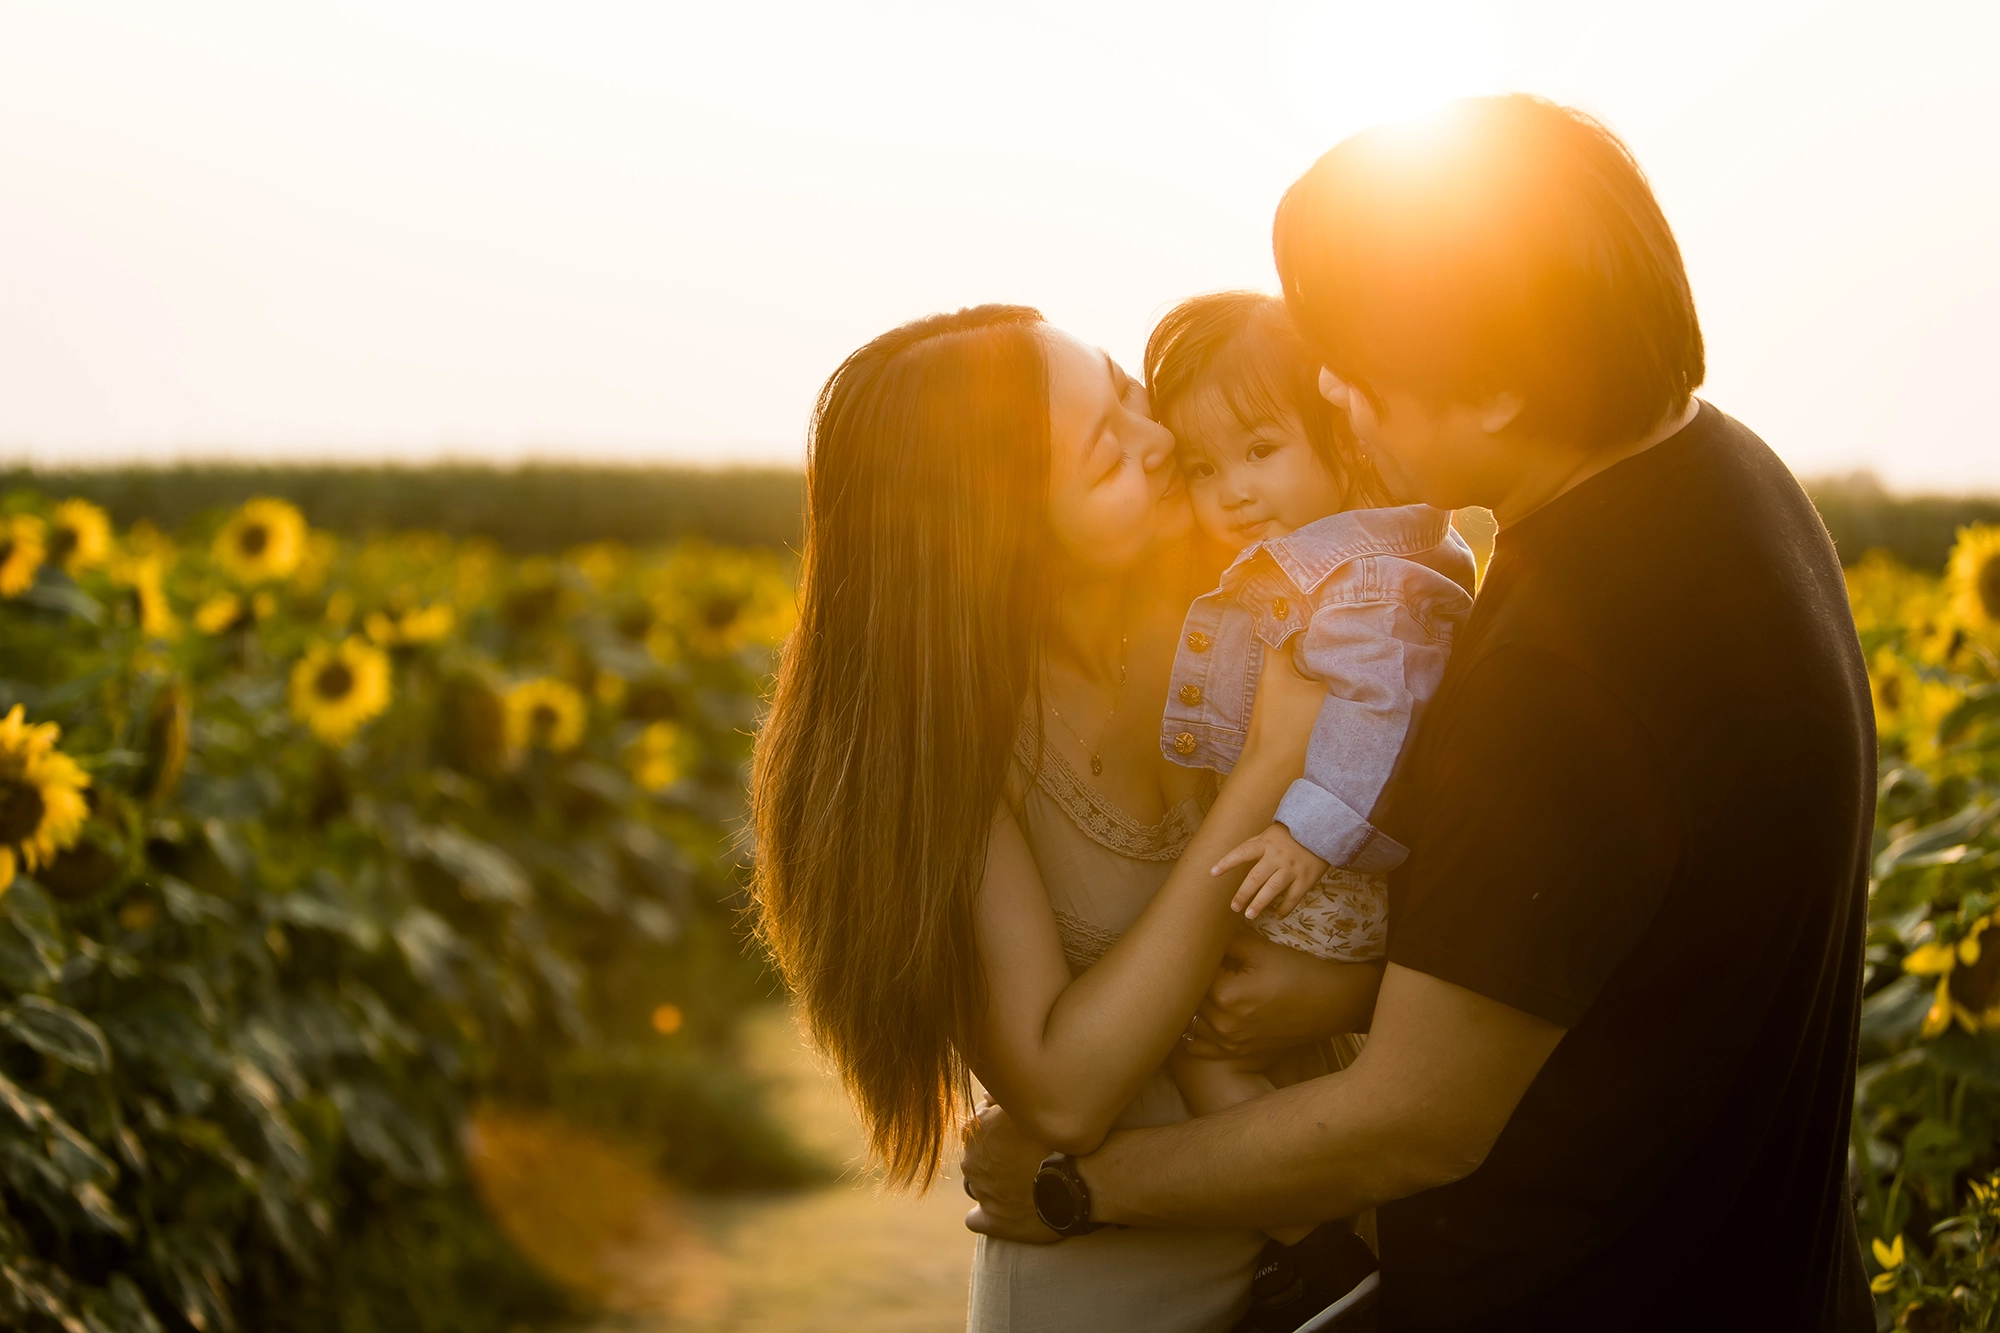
[0,491,814,1332]
[1849,525,2000,1329]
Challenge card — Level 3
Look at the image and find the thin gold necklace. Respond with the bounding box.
[1044,633,1130,778]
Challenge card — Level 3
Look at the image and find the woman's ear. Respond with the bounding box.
[1478,392,1525,436]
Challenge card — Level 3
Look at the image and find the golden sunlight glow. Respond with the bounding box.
[0,1,1993,486]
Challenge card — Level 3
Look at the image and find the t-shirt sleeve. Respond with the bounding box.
[1388,645,1681,1027]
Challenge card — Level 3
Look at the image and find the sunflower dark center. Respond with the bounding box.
[1978,553,2000,621]
[314,662,356,700]
[48,529,77,562]
[702,596,741,630]
[0,541,14,566]
[238,524,270,557]
[616,606,654,641]
[0,776,47,844]
[1877,675,1903,712]
[531,703,560,738]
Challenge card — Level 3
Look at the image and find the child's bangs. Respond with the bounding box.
[1205,330,1314,438]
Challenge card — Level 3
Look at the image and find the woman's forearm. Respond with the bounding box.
[979,656,1326,1155]
[1018,749,1304,1149]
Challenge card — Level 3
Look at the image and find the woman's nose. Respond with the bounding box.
[1139,420,1176,473]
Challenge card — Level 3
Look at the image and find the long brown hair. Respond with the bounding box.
[750,304,1052,1188]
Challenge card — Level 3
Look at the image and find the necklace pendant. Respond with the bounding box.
[1089,754,1103,777]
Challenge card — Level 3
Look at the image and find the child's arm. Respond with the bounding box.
[1211,823,1327,920]
[1272,566,1470,873]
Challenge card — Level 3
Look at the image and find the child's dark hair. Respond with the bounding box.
[1144,291,1388,510]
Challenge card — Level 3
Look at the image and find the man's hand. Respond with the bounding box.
[960,1098,1061,1244]
[1214,823,1329,920]
[1185,929,1382,1059]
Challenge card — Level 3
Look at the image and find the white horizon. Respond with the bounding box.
[2,1,1995,489]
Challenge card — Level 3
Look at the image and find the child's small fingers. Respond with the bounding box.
[1240,867,1287,920]
[1210,839,1264,877]
[1229,868,1262,913]
[1271,882,1312,919]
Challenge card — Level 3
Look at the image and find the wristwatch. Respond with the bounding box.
[1032,1152,1106,1237]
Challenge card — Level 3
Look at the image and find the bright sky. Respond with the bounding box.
[1,1,1994,489]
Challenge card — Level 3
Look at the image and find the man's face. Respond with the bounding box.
[1318,368,1516,511]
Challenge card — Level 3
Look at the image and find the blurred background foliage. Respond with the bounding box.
[1848,525,2000,1330]
[0,487,821,1332]
[6,464,1995,569]
[0,466,806,555]
[5,468,2000,1331]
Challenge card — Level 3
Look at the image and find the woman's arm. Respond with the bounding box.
[967,653,1323,1155]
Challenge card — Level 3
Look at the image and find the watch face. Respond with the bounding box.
[1033,1167,1082,1232]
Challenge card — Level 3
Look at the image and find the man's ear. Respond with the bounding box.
[1478,392,1524,435]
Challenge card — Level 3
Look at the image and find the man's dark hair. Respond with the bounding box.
[1274,94,1705,450]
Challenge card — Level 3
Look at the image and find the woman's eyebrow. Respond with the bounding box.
[1103,350,1130,398]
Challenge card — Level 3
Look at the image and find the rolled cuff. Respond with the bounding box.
[1274,779,1410,872]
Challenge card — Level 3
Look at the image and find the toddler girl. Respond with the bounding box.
[1147,291,1476,1135]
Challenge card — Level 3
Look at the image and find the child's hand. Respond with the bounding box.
[1212,824,1328,921]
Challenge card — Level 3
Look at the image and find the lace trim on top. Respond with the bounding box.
[1012,726,1197,863]
[1054,910,1122,974]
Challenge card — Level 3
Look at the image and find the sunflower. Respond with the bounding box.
[213,497,307,585]
[1904,909,2000,1036]
[119,556,181,640]
[1946,523,2000,638]
[627,720,693,792]
[0,514,47,598]
[1866,646,1961,766]
[47,499,112,574]
[193,591,246,635]
[289,637,393,745]
[0,705,91,894]
[365,602,455,646]
[505,678,586,755]
[644,546,796,659]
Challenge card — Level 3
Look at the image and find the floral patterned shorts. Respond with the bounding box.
[1251,867,1388,962]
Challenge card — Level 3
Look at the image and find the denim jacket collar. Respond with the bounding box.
[1219,505,1456,596]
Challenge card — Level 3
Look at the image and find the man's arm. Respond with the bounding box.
[965,963,1563,1237]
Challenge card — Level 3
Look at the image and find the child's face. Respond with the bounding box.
[1169,386,1348,553]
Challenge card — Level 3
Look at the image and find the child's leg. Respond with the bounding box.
[1169,1044,1276,1119]
[1168,1047,1311,1246]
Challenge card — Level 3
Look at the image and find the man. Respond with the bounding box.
[964,95,1875,1331]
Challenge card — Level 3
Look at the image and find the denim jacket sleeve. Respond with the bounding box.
[1273,556,1473,872]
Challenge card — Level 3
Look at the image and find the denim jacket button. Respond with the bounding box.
[1272,597,1290,620]
[1186,631,1211,653]
[1178,684,1202,707]
[1173,732,1197,756]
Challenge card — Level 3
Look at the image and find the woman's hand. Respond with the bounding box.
[961,1097,1062,1244]
[1184,930,1383,1059]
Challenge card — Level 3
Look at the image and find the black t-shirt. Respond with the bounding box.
[1373,403,1876,1331]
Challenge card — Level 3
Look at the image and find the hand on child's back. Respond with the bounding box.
[1213,823,1328,921]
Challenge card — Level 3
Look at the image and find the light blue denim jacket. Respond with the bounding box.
[1161,505,1475,873]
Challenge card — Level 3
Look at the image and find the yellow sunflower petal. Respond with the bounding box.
[1903,943,1958,976]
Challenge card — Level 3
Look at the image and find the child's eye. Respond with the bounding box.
[1186,461,1215,480]
[1248,442,1277,461]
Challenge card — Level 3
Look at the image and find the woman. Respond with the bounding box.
[750,304,1379,1330]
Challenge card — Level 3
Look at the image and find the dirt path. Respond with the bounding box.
[568,1006,975,1333]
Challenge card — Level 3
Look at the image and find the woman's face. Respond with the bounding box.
[1041,326,1188,576]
